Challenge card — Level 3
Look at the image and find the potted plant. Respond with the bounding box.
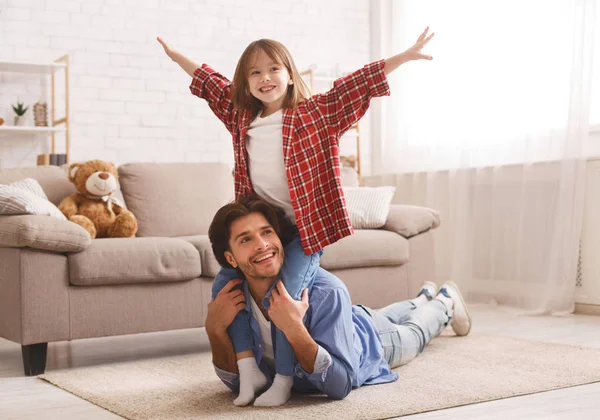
[12,102,29,126]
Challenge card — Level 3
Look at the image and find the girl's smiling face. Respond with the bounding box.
[247,49,292,115]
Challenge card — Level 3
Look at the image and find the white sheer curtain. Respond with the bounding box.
[367,0,596,313]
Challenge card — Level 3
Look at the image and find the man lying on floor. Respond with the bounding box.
[205,196,472,406]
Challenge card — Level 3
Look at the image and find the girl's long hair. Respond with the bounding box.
[231,39,311,120]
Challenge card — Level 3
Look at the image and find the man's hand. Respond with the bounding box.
[205,279,246,337]
[268,281,309,335]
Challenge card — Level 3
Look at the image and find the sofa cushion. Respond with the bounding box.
[321,230,409,270]
[118,163,234,238]
[178,235,222,278]
[180,230,410,276]
[383,204,441,238]
[68,237,201,286]
[0,215,91,253]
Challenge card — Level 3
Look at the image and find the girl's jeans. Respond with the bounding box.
[211,232,321,376]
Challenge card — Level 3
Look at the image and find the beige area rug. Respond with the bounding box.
[39,333,600,420]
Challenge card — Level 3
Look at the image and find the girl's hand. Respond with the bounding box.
[205,279,246,336]
[157,36,176,60]
[402,27,434,61]
[156,37,200,77]
[384,27,434,74]
[268,281,309,334]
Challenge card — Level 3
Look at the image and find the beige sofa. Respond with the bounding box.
[0,162,440,376]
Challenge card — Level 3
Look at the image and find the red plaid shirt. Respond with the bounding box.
[189,60,390,255]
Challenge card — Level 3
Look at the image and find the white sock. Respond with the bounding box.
[253,373,293,407]
[410,294,429,306]
[233,357,268,407]
[435,293,454,316]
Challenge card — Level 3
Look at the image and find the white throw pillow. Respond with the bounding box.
[0,178,67,220]
[343,186,396,229]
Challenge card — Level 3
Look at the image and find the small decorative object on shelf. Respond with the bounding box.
[12,102,29,126]
[0,117,4,125]
[33,101,48,126]
[36,153,66,166]
[37,154,49,166]
[340,155,358,169]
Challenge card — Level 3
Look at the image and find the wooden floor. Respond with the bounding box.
[1,304,599,420]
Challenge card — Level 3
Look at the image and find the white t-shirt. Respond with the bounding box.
[245,110,296,223]
[249,296,275,371]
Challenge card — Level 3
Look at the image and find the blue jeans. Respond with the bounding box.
[211,232,321,376]
[360,299,450,368]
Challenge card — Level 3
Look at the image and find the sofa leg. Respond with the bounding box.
[21,343,48,376]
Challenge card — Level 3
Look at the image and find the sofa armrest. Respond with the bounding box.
[0,215,91,253]
[382,204,441,238]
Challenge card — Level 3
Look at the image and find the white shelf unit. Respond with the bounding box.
[0,60,66,74]
[0,56,70,164]
[300,68,363,178]
[0,126,66,134]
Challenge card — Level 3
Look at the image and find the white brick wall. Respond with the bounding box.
[0,0,372,171]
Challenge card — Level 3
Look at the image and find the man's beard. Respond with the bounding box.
[237,246,284,280]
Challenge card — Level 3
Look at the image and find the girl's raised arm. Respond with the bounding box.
[157,36,201,78]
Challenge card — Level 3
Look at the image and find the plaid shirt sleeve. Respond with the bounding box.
[189,64,237,133]
[316,59,390,136]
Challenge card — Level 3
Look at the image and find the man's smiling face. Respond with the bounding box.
[224,212,284,281]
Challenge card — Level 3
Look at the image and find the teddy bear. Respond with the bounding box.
[58,159,137,239]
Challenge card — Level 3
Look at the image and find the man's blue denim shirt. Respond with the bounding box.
[214,268,398,400]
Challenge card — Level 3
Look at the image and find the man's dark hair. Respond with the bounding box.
[208,196,294,269]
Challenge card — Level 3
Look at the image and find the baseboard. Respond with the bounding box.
[575,303,600,316]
